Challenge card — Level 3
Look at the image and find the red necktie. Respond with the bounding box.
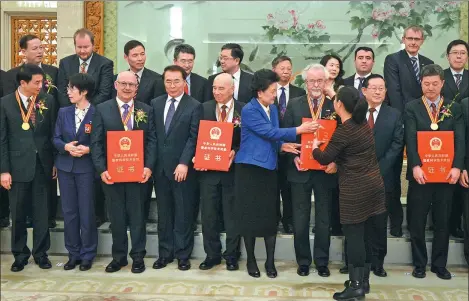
[28,98,36,125]
[313,99,318,115]
[221,105,227,121]
[184,81,189,94]
[368,108,375,129]
[430,103,437,119]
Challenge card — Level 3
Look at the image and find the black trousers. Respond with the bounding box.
[143,177,154,221]
[277,160,292,226]
[94,174,107,223]
[9,161,50,261]
[342,218,374,268]
[390,153,404,232]
[408,181,453,268]
[200,181,240,260]
[462,187,469,266]
[291,172,334,267]
[0,186,9,219]
[449,185,464,232]
[102,182,146,262]
[48,178,58,221]
[330,187,341,233]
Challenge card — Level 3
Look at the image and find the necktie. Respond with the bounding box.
[134,73,140,99]
[410,57,420,83]
[313,98,319,115]
[184,80,189,95]
[279,87,286,119]
[122,103,132,130]
[80,62,88,74]
[455,74,462,89]
[357,77,365,97]
[430,103,437,119]
[368,108,376,129]
[28,98,36,125]
[165,98,176,133]
[221,104,227,121]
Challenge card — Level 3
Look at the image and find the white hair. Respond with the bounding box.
[301,63,330,81]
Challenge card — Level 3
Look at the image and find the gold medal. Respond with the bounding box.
[430,123,438,131]
[15,91,36,130]
[422,96,443,131]
[22,122,30,130]
[124,125,128,131]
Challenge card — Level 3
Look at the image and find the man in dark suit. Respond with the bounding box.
[405,64,465,280]
[272,55,306,234]
[0,64,57,272]
[90,71,156,273]
[459,96,469,266]
[204,43,253,103]
[343,47,375,92]
[443,40,469,239]
[196,73,243,271]
[57,28,114,108]
[283,64,337,278]
[151,65,202,271]
[174,44,207,102]
[0,68,9,228]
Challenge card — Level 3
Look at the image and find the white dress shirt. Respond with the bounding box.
[366,104,382,123]
[164,93,184,124]
[257,100,270,120]
[232,68,241,100]
[116,97,134,129]
[17,88,31,109]
[186,73,191,96]
[75,103,91,133]
[354,73,371,89]
[276,83,290,105]
[216,99,234,122]
[407,52,420,67]
[79,54,93,73]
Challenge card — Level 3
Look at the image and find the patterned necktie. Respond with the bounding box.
[455,74,462,89]
[80,62,88,74]
[410,57,420,83]
[368,108,376,129]
[358,77,365,97]
[122,103,132,130]
[221,104,227,121]
[165,98,176,133]
[134,73,140,99]
[279,87,286,119]
[313,98,319,115]
[28,98,36,125]
[184,81,189,95]
[430,103,437,119]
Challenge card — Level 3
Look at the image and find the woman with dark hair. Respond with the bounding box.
[320,54,345,99]
[312,86,386,301]
[234,69,317,278]
[53,73,97,271]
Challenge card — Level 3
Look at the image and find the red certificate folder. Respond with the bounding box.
[194,120,234,171]
[107,130,144,183]
[300,118,337,170]
[417,131,454,183]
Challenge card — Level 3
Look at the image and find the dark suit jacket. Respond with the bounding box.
[373,104,404,191]
[58,53,114,107]
[442,68,468,103]
[0,91,57,182]
[188,72,207,102]
[198,99,244,185]
[274,83,306,120]
[111,68,165,105]
[53,104,95,174]
[0,69,5,97]
[384,50,434,113]
[404,97,465,180]
[460,97,469,170]
[90,99,157,176]
[151,94,202,177]
[204,70,254,103]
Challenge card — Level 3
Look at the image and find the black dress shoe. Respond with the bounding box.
[48,220,57,229]
[390,229,403,237]
[282,223,293,234]
[431,266,452,280]
[79,260,92,271]
[339,265,349,274]
[317,266,330,277]
[11,259,28,272]
[34,257,52,269]
[226,258,239,271]
[152,258,173,269]
[297,265,310,276]
[265,263,277,278]
[373,266,387,277]
[64,259,81,270]
[178,259,191,271]
[412,267,426,278]
[451,228,464,239]
[0,217,10,228]
[131,259,146,273]
[199,257,221,270]
[247,261,260,278]
[105,260,128,273]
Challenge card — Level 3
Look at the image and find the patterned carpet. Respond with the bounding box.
[1,255,467,301]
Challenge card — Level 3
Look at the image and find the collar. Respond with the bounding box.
[450,67,464,76]
[257,99,270,111]
[75,102,91,112]
[425,96,441,106]
[166,93,184,103]
[277,83,289,91]
[368,103,382,113]
[186,73,191,83]
[355,73,371,80]
[406,51,419,60]
[217,98,233,109]
[17,88,30,103]
[232,68,241,81]
[133,67,144,79]
[79,53,93,66]
[116,97,134,109]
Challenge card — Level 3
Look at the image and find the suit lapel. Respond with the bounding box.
[417,99,432,124]
[76,105,93,137]
[301,96,312,118]
[252,99,271,123]
[445,69,459,96]
[66,105,77,137]
[400,50,419,84]
[71,55,80,75]
[459,70,469,96]
[137,69,151,96]
[374,105,387,135]
[166,95,188,136]
[239,71,249,99]
[86,53,98,75]
[208,100,217,121]
[110,99,125,130]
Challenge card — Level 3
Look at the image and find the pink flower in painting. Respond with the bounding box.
[267,13,273,20]
[372,6,394,21]
[270,10,298,30]
[315,20,326,30]
[435,7,443,13]
[289,10,299,28]
[409,0,416,9]
[399,9,410,17]
[307,23,315,29]
[371,26,379,39]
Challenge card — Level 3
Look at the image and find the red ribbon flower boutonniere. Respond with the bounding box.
[134,109,148,127]
[324,112,337,120]
[233,111,241,128]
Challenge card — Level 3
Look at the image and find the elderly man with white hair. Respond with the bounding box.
[282,63,338,278]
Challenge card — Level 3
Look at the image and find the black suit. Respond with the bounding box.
[90,98,157,263]
[151,94,202,260]
[0,70,9,222]
[404,97,465,268]
[282,95,337,267]
[276,84,306,228]
[0,91,57,262]
[199,99,243,260]
[460,97,469,265]
[188,72,207,102]
[111,68,165,105]
[204,70,254,103]
[57,53,114,107]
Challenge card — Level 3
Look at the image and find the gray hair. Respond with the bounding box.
[421,64,444,81]
[301,63,330,81]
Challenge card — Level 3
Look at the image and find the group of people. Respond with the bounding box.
[0,24,468,301]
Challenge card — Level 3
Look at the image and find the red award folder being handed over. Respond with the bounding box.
[417,131,454,183]
[300,118,337,170]
[194,120,234,171]
[107,130,144,182]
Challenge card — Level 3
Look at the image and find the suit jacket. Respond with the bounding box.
[111,67,165,105]
[460,97,469,170]
[151,94,202,177]
[404,97,465,180]
[90,98,157,176]
[58,53,114,107]
[384,50,434,113]
[0,91,57,182]
[373,104,404,191]
[188,72,207,102]
[204,70,254,103]
[234,98,297,170]
[53,104,95,174]
[198,99,244,185]
[442,68,468,103]
[0,69,5,97]
[282,94,337,184]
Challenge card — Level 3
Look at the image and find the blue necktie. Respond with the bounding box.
[357,77,365,97]
[165,98,176,134]
[279,87,286,119]
[411,57,420,83]
[122,103,132,130]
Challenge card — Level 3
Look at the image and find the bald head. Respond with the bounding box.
[115,71,139,102]
[213,73,235,104]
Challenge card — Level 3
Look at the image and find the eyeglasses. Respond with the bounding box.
[218,56,234,62]
[404,37,423,42]
[305,79,325,85]
[117,81,138,88]
[164,79,183,86]
[449,51,468,56]
[367,87,386,92]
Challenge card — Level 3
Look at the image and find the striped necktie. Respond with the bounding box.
[410,57,420,83]
[455,74,462,89]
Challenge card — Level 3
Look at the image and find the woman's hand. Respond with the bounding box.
[281,143,301,154]
[297,121,321,134]
[312,138,324,150]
